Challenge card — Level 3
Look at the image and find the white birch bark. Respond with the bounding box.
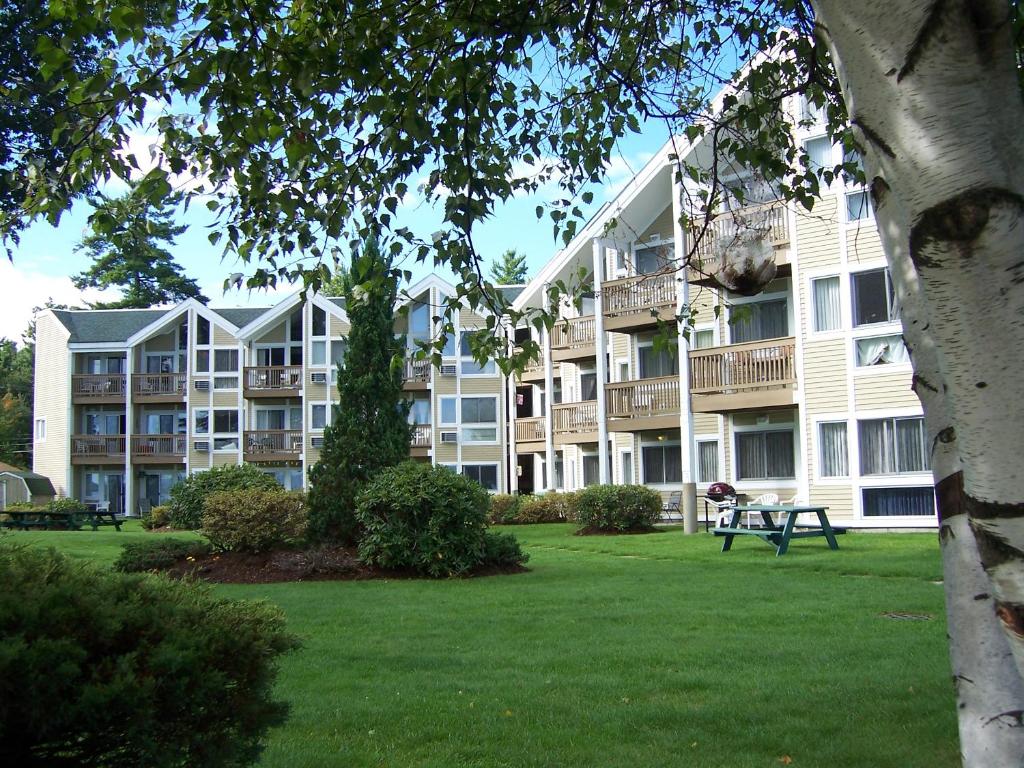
[811,0,1024,763]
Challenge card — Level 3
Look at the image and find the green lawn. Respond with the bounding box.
[6,522,958,767]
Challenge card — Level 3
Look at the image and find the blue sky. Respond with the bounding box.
[0,130,663,342]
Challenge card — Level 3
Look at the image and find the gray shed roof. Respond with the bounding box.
[1,471,56,497]
[51,309,168,343]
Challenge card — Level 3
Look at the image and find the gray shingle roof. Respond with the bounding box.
[51,309,169,343]
[1,471,56,497]
[497,285,526,303]
[210,307,271,327]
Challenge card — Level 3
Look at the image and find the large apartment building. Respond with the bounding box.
[506,94,934,527]
[32,276,514,514]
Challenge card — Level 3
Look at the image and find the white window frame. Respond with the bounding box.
[725,281,792,345]
[193,409,210,435]
[459,331,497,377]
[34,418,46,442]
[639,439,683,487]
[694,434,724,487]
[618,448,634,484]
[309,402,329,431]
[460,462,500,493]
[730,418,798,490]
[690,323,718,350]
[212,347,240,390]
[211,408,239,452]
[813,416,851,483]
[808,274,844,338]
[439,396,458,426]
[460,395,499,444]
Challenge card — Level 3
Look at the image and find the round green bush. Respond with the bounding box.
[356,462,513,577]
[114,538,213,573]
[574,485,662,532]
[0,544,299,768]
[515,492,577,524]
[168,464,282,529]
[482,531,529,568]
[487,494,521,524]
[202,489,309,553]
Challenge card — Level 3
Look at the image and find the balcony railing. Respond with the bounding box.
[244,366,302,392]
[602,273,676,316]
[550,316,596,351]
[605,376,681,418]
[71,374,126,399]
[689,337,796,394]
[243,429,303,457]
[515,416,547,443]
[552,401,598,434]
[71,434,126,458]
[411,424,432,447]
[404,359,432,384]
[130,434,186,458]
[691,200,790,264]
[132,373,186,398]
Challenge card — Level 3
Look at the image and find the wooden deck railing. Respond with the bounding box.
[515,417,547,443]
[688,337,796,394]
[243,429,303,455]
[404,359,432,383]
[71,374,126,398]
[130,434,186,457]
[244,366,302,391]
[411,424,432,446]
[602,273,677,316]
[550,316,596,351]
[691,200,790,263]
[132,373,186,397]
[605,376,681,418]
[71,434,126,457]
[552,401,598,434]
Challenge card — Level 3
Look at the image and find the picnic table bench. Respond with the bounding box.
[713,504,846,556]
[1,508,122,532]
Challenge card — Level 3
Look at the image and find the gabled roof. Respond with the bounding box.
[496,285,526,303]
[398,274,458,308]
[51,308,170,344]
[0,470,56,497]
[211,307,271,329]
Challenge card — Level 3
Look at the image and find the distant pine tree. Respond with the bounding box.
[488,248,528,284]
[307,236,411,543]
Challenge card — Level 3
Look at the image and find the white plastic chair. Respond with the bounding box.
[706,497,737,530]
[748,493,779,527]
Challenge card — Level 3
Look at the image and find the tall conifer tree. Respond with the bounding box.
[307,236,411,543]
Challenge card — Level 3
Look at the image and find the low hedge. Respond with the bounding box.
[114,538,213,573]
[141,504,171,530]
[201,489,308,553]
[514,492,577,524]
[487,494,521,525]
[574,485,662,532]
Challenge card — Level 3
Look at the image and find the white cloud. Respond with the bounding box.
[0,261,118,342]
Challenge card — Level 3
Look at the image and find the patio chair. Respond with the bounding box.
[706,497,737,530]
[748,493,780,528]
[662,491,682,522]
[137,498,151,518]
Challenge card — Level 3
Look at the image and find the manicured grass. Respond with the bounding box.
[5,522,957,767]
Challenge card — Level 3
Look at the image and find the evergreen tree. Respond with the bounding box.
[72,184,207,308]
[307,236,411,543]
[488,249,529,284]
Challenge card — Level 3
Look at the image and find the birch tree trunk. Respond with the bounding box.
[811,0,1024,763]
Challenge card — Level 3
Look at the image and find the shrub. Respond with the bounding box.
[114,538,212,573]
[574,485,662,532]
[487,494,521,524]
[4,502,40,512]
[514,492,578,524]
[201,489,308,553]
[141,504,171,530]
[168,464,281,530]
[481,531,529,568]
[0,543,298,768]
[356,462,516,577]
[47,497,87,516]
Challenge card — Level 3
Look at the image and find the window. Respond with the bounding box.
[804,136,833,174]
[440,398,457,425]
[214,349,238,371]
[856,334,910,367]
[255,408,301,430]
[194,410,209,435]
[34,418,46,441]
[311,404,327,430]
[811,276,841,332]
[697,440,719,483]
[553,453,565,489]
[213,409,239,434]
[262,468,306,492]
[256,347,285,367]
[862,487,935,517]
[312,306,327,336]
[736,430,795,480]
[289,309,303,341]
[847,190,873,221]
[195,349,209,373]
[461,396,497,442]
[311,341,326,366]
[146,354,175,374]
[144,413,183,434]
[460,333,496,375]
[196,316,210,345]
[621,451,634,484]
[731,299,788,343]
[582,454,600,486]
[408,398,431,425]
[642,444,682,484]
[84,412,125,435]
[852,268,897,326]
[634,244,672,275]
[330,339,348,383]
[818,422,849,477]
[859,417,929,475]
[692,329,715,349]
[409,303,431,344]
[462,464,498,491]
[799,95,825,124]
[178,322,188,349]
[579,371,597,401]
[638,344,678,378]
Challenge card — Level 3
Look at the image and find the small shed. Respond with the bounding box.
[0,470,57,509]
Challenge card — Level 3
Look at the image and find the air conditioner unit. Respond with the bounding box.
[194,380,210,391]
[311,436,325,448]
[440,431,458,444]
[193,440,210,452]
[310,372,327,384]
[440,364,457,376]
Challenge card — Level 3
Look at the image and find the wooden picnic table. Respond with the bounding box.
[713,504,845,556]
[1,507,122,531]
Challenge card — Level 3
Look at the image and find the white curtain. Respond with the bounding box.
[732,299,788,343]
[697,441,719,483]
[819,421,848,477]
[812,277,841,332]
[859,418,929,474]
[856,335,910,366]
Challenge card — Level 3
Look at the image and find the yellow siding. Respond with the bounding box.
[306,447,321,464]
[434,444,457,463]
[146,331,176,352]
[689,285,718,325]
[639,204,674,241]
[693,413,718,434]
[189,388,211,408]
[808,485,855,522]
[460,377,502,395]
[188,450,210,469]
[794,195,839,271]
[306,383,330,402]
[329,316,349,336]
[32,313,72,495]
[212,391,238,408]
[846,224,885,265]
[462,445,503,462]
[854,371,918,410]
[213,326,236,345]
[802,339,848,411]
[255,323,286,344]
[212,453,239,467]
[461,310,487,328]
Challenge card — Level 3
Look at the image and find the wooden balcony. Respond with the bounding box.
[601,274,677,333]
[690,201,792,283]
[550,316,596,361]
[132,373,186,402]
[606,376,681,431]
[689,336,797,413]
[243,366,302,397]
[513,348,545,382]
[71,434,126,464]
[514,416,547,449]
[403,359,432,390]
[552,401,598,444]
[130,434,186,464]
[243,429,304,461]
[71,374,126,404]
[410,423,431,456]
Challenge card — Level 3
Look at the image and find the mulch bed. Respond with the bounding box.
[159,545,528,584]
[575,526,665,536]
